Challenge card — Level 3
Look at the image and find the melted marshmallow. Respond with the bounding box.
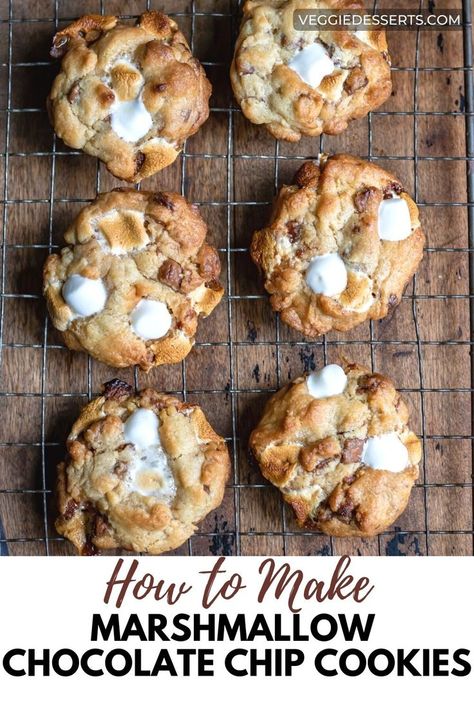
[288,42,335,89]
[111,96,153,143]
[131,299,172,340]
[362,433,410,472]
[378,196,412,242]
[307,364,347,399]
[62,274,107,317]
[123,408,176,501]
[306,253,348,296]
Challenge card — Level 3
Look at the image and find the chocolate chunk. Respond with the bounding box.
[344,67,368,95]
[286,220,302,243]
[159,258,183,290]
[50,36,69,58]
[154,82,167,92]
[135,151,146,173]
[63,499,79,521]
[337,501,355,522]
[153,192,175,211]
[357,374,384,394]
[94,514,109,537]
[67,82,80,103]
[341,438,364,464]
[197,244,221,280]
[354,187,377,213]
[383,181,403,197]
[102,379,133,400]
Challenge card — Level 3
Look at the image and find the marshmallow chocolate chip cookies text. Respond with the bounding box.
[56,380,230,555]
[43,189,223,371]
[251,155,425,338]
[48,11,211,181]
[250,363,421,537]
[230,0,391,141]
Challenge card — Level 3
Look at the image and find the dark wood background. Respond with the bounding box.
[0,0,472,556]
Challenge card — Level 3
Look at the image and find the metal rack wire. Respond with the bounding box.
[0,0,473,556]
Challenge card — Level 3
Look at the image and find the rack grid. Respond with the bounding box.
[0,0,473,556]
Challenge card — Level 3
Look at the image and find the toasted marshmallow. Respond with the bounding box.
[288,42,335,89]
[123,408,160,449]
[307,364,348,399]
[111,96,153,143]
[306,253,348,296]
[361,433,410,472]
[62,274,107,317]
[131,299,172,340]
[378,196,412,242]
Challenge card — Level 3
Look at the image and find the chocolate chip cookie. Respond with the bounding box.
[48,11,211,181]
[56,380,230,555]
[43,188,223,371]
[251,155,425,338]
[250,362,421,537]
[231,0,391,141]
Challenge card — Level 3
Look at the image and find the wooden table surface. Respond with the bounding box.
[0,0,472,556]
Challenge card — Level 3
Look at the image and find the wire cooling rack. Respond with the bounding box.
[0,0,473,556]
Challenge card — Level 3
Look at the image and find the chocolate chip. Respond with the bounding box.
[63,499,79,521]
[102,379,133,400]
[337,501,355,522]
[344,67,368,95]
[50,35,69,58]
[135,151,146,173]
[286,220,302,243]
[354,187,377,213]
[154,83,167,92]
[357,374,383,393]
[153,192,175,211]
[341,438,364,464]
[67,82,80,103]
[383,181,403,198]
[113,461,128,478]
[94,514,109,537]
[159,258,183,290]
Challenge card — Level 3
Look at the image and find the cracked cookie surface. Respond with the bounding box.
[231,0,391,141]
[43,188,224,371]
[56,379,230,555]
[250,362,421,537]
[48,11,211,181]
[251,155,425,338]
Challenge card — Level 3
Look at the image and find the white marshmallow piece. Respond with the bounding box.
[307,364,348,399]
[111,96,153,143]
[131,299,172,341]
[123,408,176,501]
[62,274,107,317]
[288,42,335,89]
[123,408,160,449]
[378,196,412,242]
[362,433,410,472]
[306,253,348,297]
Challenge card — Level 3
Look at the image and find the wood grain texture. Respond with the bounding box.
[0,0,472,556]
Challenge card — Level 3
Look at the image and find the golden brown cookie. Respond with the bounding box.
[251,155,425,338]
[56,379,230,555]
[48,11,211,182]
[43,188,224,371]
[250,362,421,537]
[231,0,391,141]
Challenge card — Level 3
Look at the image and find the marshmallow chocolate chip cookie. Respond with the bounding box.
[250,362,421,537]
[48,11,211,182]
[43,189,223,371]
[56,379,230,555]
[251,155,425,338]
[231,0,391,141]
